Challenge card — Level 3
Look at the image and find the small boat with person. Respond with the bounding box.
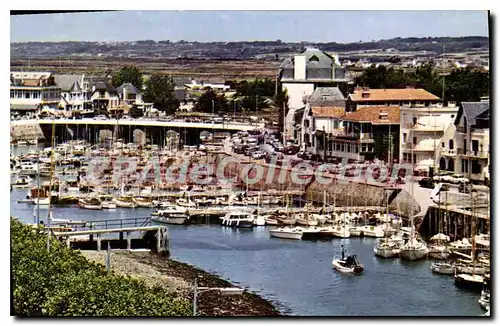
[332,245,364,275]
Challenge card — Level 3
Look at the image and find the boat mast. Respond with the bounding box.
[46,117,56,251]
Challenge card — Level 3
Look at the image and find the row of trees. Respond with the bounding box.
[355,64,489,104]
[11,219,191,316]
[194,78,288,114]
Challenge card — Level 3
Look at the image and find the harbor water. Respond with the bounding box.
[10,145,484,316]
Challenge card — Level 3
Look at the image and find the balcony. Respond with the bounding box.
[405,143,435,151]
[460,150,489,159]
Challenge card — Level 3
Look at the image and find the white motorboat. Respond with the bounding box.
[358,225,385,238]
[18,161,38,176]
[430,262,454,275]
[332,247,364,275]
[265,217,279,225]
[221,212,255,228]
[253,214,266,226]
[156,203,187,216]
[454,273,484,292]
[33,197,50,206]
[176,197,197,208]
[347,225,362,237]
[134,197,154,208]
[449,238,473,253]
[478,275,490,311]
[78,197,102,210]
[331,225,350,238]
[115,196,138,208]
[102,200,117,209]
[153,213,189,225]
[269,227,303,240]
[296,215,318,226]
[400,237,429,261]
[11,175,33,188]
[374,238,401,258]
[427,244,451,260]
[51,218,86,226]
[454,264,487,275]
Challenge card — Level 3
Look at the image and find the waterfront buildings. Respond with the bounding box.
[278,48,350,140]
[10,72,61,115]
[399,104,459,176]
[347,87,441,111]
[54,74,92,114]
[298,87,346,153]
[327,106,400,162]
[89,81,120,112]
[438,101,490,184]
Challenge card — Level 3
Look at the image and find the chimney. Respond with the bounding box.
[294,55,306,80]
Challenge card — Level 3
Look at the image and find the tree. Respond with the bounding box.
[194,88,229,114]
[112,66,143,90]
[144,73,179,115]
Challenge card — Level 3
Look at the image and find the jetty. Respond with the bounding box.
[51,217,169,255]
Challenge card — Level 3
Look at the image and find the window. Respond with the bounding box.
[442,142,445,148]
[413,154,417,163]
[413,117,418,125]
[10,91,14,98]
[304,120,310,128]
[413,137,417,145]
[471,161,481,174]
[309,55,319,62]
[403,133,407,143]
[451,115,455,118]
[33,92,38,99]
[463,139,467,153]
[25,92,30,99]
[449,140,454,150]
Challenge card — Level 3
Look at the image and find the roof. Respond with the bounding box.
[342,106,400,125]
[279,48,346,82]
[92,82,117,94]
[280,48,340,70]
[116,82,140,95]
[70,81,82,92]
[308,87,345,107]
[349,88,440,102]
[54,74,84,92]
[456,101,490,126]
[311,106,345,118]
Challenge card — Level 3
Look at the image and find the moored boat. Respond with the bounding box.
[430,262,454,275]
[78,197,102,210]
[269,227,303,240]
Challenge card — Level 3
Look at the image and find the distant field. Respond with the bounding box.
[10,57,281,80]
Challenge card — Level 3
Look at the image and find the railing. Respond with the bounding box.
[463,150,489,158]
[69,217,152,232]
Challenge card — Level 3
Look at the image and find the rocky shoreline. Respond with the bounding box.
[82,250,282,317]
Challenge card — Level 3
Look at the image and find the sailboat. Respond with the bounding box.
[374,183,401,258]
[454,198,485,291]
[400,145,428,261]
[332,244,364,275]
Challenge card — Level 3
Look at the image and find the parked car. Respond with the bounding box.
[418,177,436,189]
[251,151,265,159]
[94,115,107,120]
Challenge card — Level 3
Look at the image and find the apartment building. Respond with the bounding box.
[347,87,440,111]
[10,72,61,114]
[399,104,459,176]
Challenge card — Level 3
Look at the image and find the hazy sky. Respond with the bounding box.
[10,11,489,43]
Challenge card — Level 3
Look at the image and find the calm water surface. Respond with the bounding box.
[10,145,484,316]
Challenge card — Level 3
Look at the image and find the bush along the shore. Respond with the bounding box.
[11,219,191,316]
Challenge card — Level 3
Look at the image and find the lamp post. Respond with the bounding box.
[192,277,244,316]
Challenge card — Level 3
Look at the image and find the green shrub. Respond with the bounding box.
[11,219,191,316]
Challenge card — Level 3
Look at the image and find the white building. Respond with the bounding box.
[399,104,459,175]
[438,101,490,184]
[278,48,349,140]
[10,72,61,115]
[299,87,346,153]
[54,74,92,113]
